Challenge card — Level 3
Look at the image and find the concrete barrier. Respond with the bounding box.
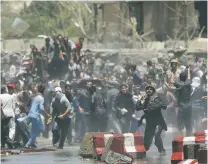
[183,144,207,164]
[194,130,208,137]
[101,137,134,164]
[78,132,113,158]
[93,133,146,160]
[178,159,198,164]
[171,135,208,164]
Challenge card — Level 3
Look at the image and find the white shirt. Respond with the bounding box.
[0,93,15,118]
[68,39,76,49]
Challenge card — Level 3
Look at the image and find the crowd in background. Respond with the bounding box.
[1,35,207,154]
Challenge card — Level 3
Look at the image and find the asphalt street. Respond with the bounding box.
[1,127,179,164]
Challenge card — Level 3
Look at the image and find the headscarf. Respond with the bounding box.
[54,87,63,99]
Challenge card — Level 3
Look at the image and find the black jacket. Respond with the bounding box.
[174,80,192,108]
[136,93,167,130]
[112,92,135,119]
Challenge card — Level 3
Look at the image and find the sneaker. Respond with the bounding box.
[24,144,37,149]
[24,145,32,149]
[30,144,37,148]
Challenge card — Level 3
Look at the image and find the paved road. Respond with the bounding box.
[1,146,172,164]
[1,128,179,164]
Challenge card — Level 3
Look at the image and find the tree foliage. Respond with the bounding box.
[1,1,82,38]
[2,1,108,42]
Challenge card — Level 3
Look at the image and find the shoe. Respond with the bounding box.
[57,147,63,149]
[6,138,13,149]
[30,144,37,148]
[24,145,32,149]
[13,141,22,149]
[24,144,37,149]
[159,150,166,156]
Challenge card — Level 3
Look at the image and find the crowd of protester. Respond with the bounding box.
[1,35,207,155]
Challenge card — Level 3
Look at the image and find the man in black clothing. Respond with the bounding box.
[51,87,72,149]
[112,84,135,133]
[171,67,192,136]
[91,87,108,132]
[41,37,53,71]
[136,85,167,155]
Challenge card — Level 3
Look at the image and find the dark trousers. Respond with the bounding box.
[74,114,81,141]
[91,117,107,132]
[66,121,72,143]
[119,116,130,133]
[52,118,70,148]
[14,114,30,147]
[177,108,192,136]
[144,122,165,152]
[1,117,13,149]
[75,114,90,141]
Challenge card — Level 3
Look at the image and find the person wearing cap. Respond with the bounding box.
[51,87,73,149]
[167,59,181,90]
[25,84,50,148]
[7,83,17,99]
[136,85,167,155]
[112,84,135,133]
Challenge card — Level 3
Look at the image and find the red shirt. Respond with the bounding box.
[75,41,83,50]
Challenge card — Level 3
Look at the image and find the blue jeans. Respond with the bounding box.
[26,117,44,146]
